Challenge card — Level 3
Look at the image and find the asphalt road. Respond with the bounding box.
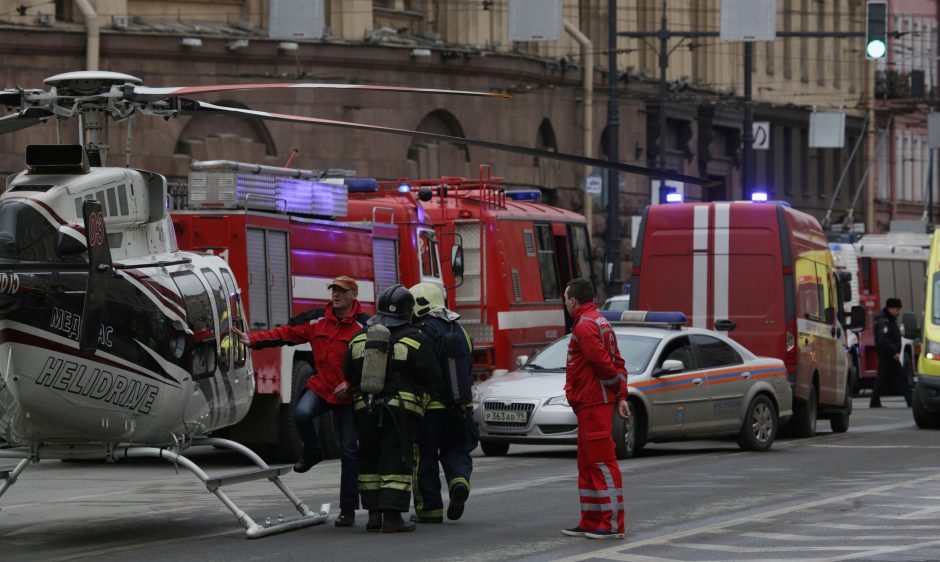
[1,396,937,561]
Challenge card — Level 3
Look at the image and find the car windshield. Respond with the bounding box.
[526,333,660,374]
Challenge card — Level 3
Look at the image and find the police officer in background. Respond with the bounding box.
[408,282,476,524]
[871,297,913,408]
[344,284,440,533]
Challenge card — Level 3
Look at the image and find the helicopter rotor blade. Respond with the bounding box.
[173,98,711,186]
[0,108,54,135]
[126,82,512,102]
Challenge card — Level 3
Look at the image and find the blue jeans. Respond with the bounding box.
[295,389,360,511]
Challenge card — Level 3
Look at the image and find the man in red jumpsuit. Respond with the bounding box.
[561,278,630,540]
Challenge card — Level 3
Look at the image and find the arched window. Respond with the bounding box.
[407,109,469,178]
[174,100,276,162]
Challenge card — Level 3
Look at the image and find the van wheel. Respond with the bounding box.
[480,440,509,456]
[791,386,818,438]
[830,381,852,433]
[913,384,940,429]
[737,395,777,451]
[849,352,861,397]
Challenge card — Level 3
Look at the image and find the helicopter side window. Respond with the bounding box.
[202,268,231,375]
[221,269,248,367]
[171,270,218,380]
[0,200,83,263]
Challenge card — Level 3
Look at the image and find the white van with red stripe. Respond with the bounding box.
[630,201,862,437]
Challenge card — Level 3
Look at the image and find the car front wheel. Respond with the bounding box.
[613,410,636,460]
[737,394,778,451]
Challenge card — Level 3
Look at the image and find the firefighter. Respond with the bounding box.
[407,282,476,524]
[870,297,913,408]
[233,275,368,528]
[561,278,630,540]
[344,284,440,533]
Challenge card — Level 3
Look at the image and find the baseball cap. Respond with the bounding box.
[328,275,358,291]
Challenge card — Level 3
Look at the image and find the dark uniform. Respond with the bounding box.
[871,307,913,407]
[412,313,476,523]
[343,285,440,533]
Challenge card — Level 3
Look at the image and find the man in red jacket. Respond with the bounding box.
[234,275,368,528]
[560,278,630,540]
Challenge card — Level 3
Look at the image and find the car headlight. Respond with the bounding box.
[545,395,569,407]
[926,340,940,360]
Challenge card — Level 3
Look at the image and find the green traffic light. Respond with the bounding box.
[866,39,887,59]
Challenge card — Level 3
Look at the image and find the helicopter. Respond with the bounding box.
[0,70,707,539]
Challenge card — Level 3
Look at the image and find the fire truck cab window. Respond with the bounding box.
[171,270,218,380]
[418,229,441,280]
[535,224,559,301]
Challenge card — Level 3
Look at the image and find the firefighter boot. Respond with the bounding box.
[447,482,470,521]
[382,510,417,533]
[366,511,383,532]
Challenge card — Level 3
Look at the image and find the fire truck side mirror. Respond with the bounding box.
[846,305,866,333]
[451,244,464,277]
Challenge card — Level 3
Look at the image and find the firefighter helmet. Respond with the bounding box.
[368,284,414,327]
[409,282,446,318]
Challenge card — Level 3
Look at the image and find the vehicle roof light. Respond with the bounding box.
[506,189,541,202]
[345,178,379,192]
[600,310,688,327]
[458,209,473,218]
[751,191,768,202]
[665,192,683,203]
[397,183,411,193]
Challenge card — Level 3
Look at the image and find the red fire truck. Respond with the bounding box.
[348,166,594,380]
[171,161,441,459]
[854,232,930,391]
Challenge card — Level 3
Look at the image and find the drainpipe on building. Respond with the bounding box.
[74,0,100,71]
[564,20,593,236]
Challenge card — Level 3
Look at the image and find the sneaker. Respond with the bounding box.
[334,510,355,528]
[293,452,324,473]
[585,530,625,539]
[561,526,590,537]
[447,482,470,520]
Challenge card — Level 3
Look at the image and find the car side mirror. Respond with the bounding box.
[515,355,529,368]
[451,244,464,277]
[653,359,684,376]
[901,311,921,341]
[846,305,866,333]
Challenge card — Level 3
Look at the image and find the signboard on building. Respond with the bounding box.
[720,0,777,42]
[270,0,324,40]
[509,0,563,42]
[929,112,940,149]
[809,111,846,148]
[753,122,771,150]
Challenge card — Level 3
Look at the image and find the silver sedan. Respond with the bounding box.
[472,322,793,458]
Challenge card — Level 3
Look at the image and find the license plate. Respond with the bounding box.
[484,410,527,423]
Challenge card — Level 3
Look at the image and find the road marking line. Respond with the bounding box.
[811,523,940,530]
[553,472,940,561]
[826,536,940,561]
[673,543,868,553]
[809,444,940,449]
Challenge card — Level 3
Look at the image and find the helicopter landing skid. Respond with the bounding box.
[119,437,330,539]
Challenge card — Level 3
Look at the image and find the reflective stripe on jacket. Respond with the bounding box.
[564,302,628,412]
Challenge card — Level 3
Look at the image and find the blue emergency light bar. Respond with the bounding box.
[506,189,542,202]
[751,192,768,202]
[600,310,688,327]
[345,178,379,192]
[665,192,683,203]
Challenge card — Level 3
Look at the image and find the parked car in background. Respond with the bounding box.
[472,311,793,459]
[600,294,630,312]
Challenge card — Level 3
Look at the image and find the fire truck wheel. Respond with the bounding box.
[480,440,509,456]
[736,394,777,452]
[791,385,818,438]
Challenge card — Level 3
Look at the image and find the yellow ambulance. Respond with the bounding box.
[914,230,940,428]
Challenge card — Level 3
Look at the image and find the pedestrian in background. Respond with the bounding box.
[560,278,630,540]
[234,275,368,528]
[870,297,913,408]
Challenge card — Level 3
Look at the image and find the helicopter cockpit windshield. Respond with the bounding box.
[0,200,83,264]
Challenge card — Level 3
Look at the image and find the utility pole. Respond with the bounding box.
[742,43,754,198]
[605,0,621,296]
